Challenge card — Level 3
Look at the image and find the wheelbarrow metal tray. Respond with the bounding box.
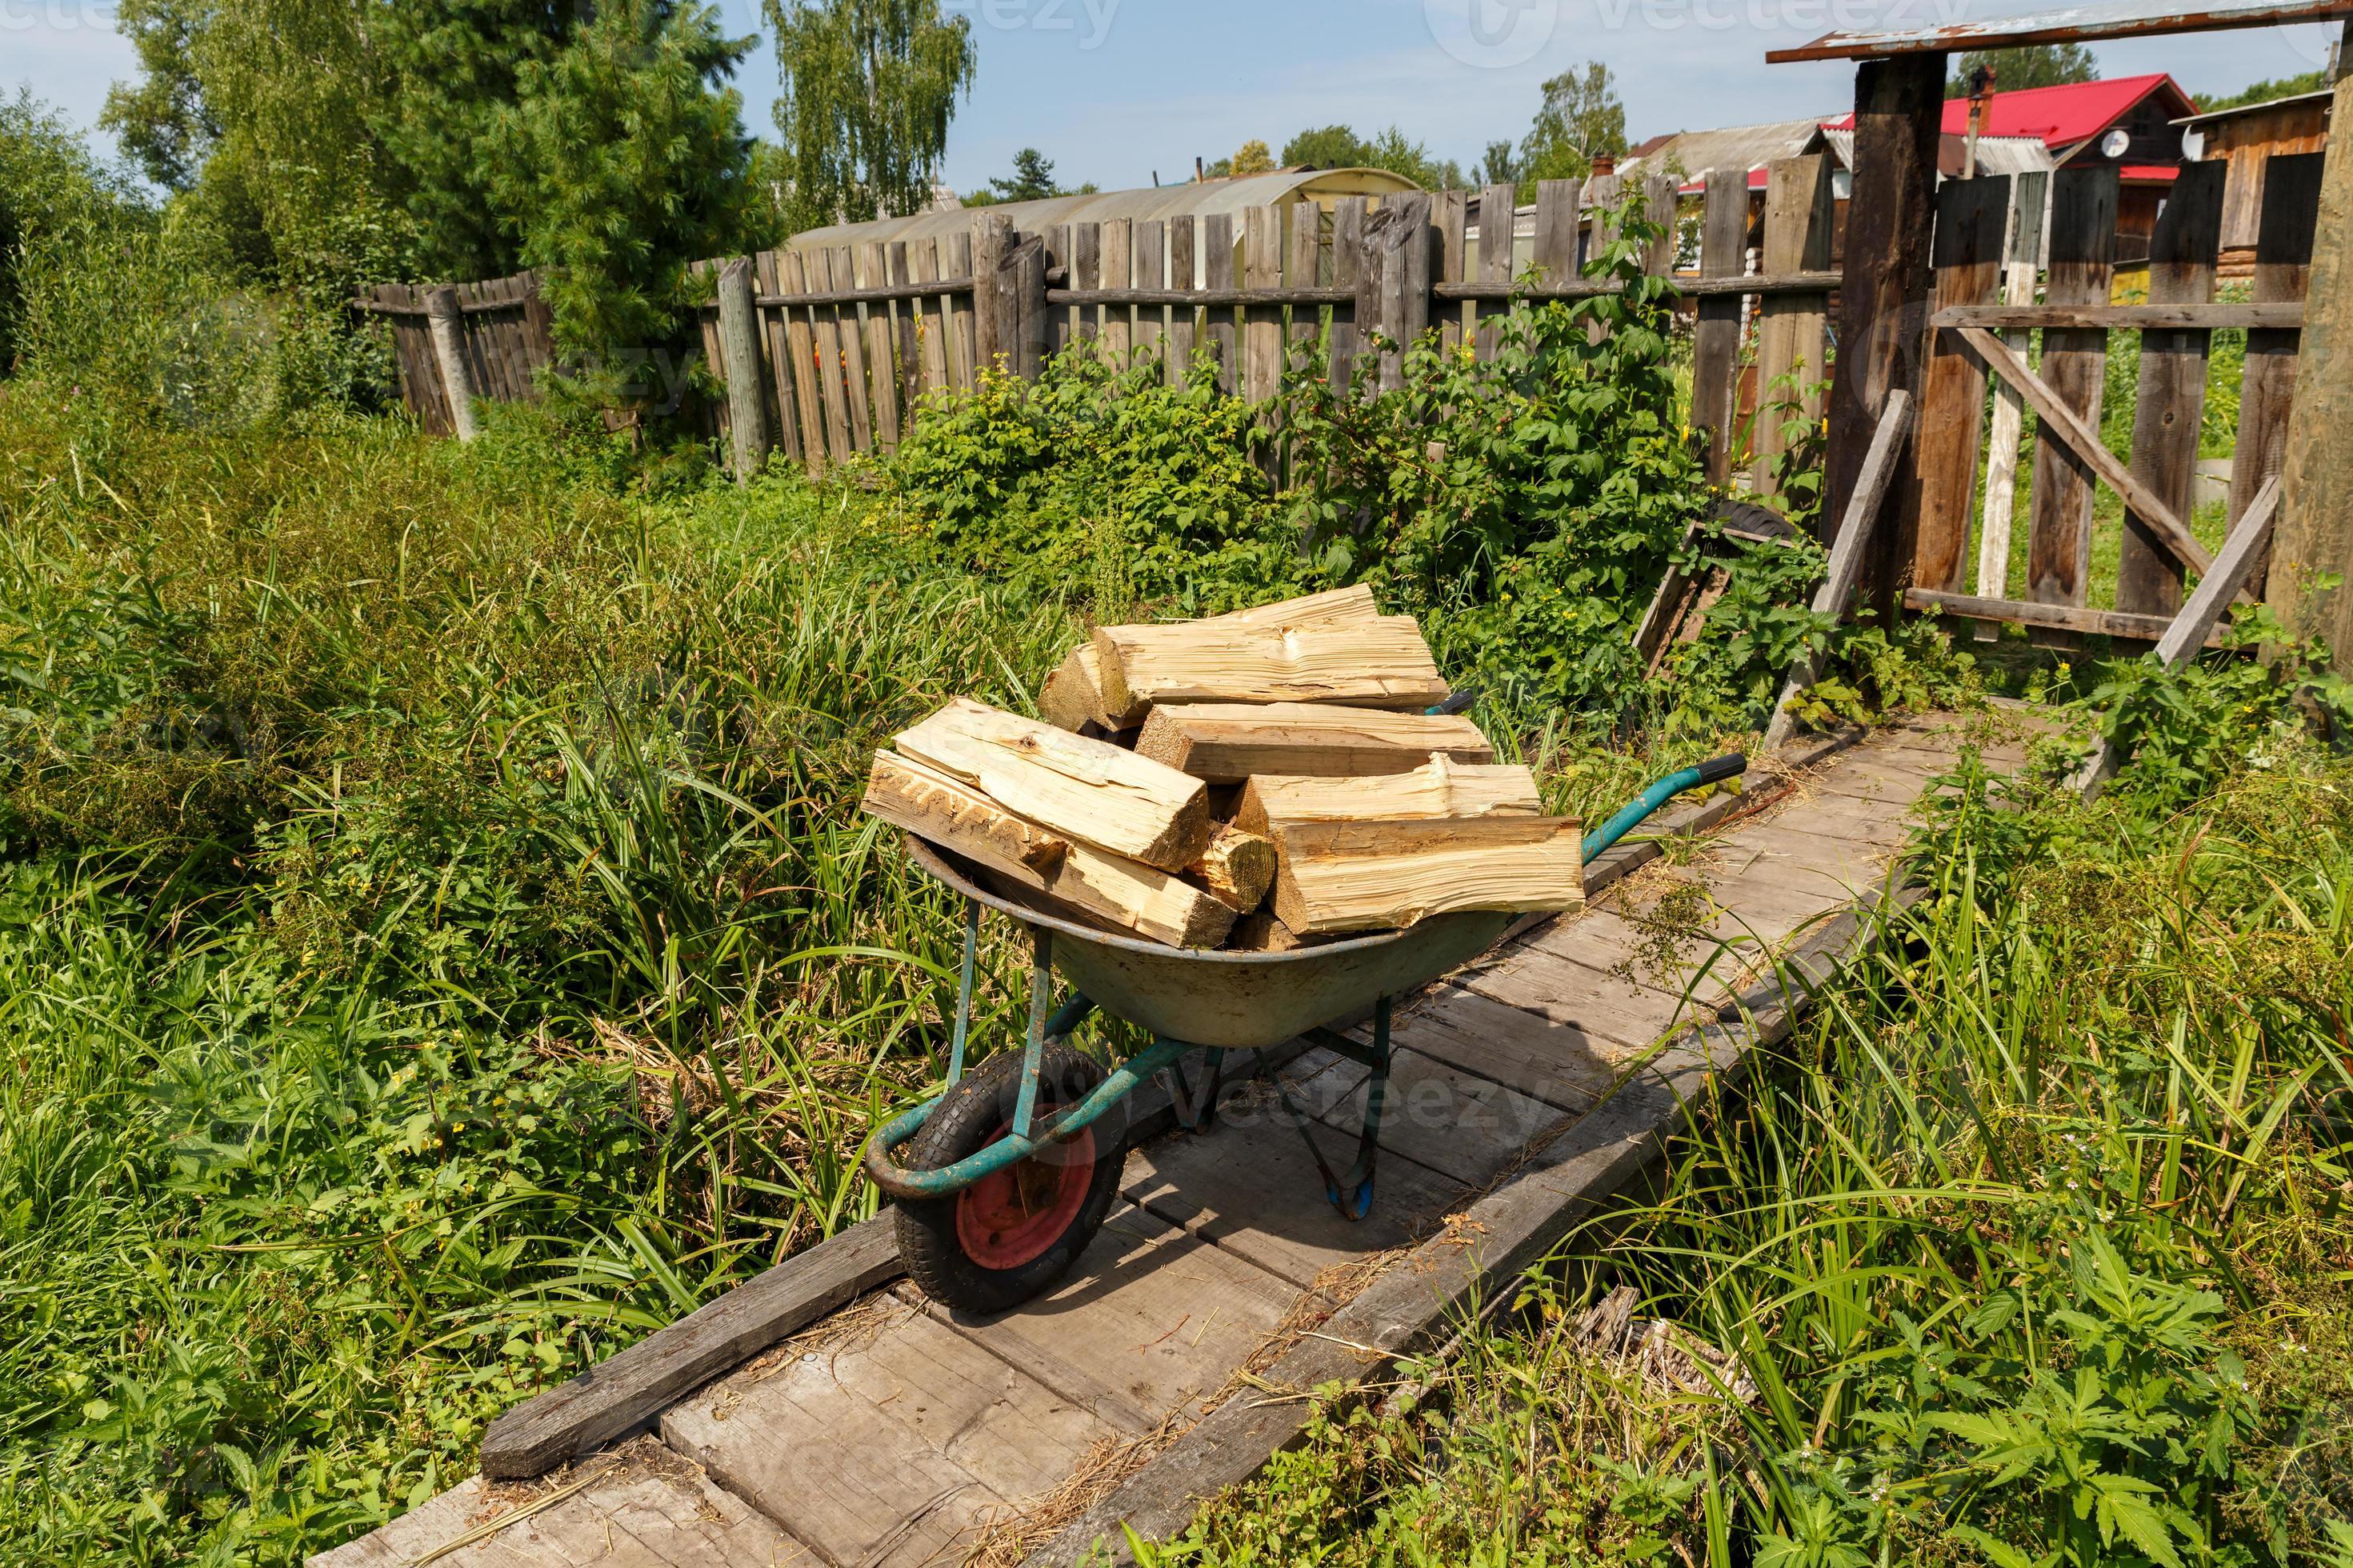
[905,837,1514,1049]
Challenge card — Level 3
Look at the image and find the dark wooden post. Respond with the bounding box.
[1823,51,1943,617]
[715,257,770,482]
[423,286,480,442]
[2275,66,2353,672]
[1690,167,1748,482]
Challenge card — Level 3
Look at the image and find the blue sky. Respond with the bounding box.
[7,1,2342,194]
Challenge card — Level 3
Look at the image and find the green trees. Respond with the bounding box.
[991,148,1062,202]
[764,0,978,229]
[1947,42,2099,95]
[1518,61,1628,187]
[487,0,754,395]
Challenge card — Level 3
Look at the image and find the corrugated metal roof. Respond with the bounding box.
[1767,0,2353,62]
[787,167,1422,253]
[2175,87,2336,126]
[1619,118,1833,186]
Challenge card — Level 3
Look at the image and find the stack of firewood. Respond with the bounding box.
[860,587,1586,950]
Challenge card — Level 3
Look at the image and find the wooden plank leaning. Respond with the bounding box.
[1759,390,1911,751]
[2068,476,2283,802]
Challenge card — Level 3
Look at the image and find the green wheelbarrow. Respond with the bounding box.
[863,754,1747,1313]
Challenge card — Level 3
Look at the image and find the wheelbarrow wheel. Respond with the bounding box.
[894,1043,1126,1314]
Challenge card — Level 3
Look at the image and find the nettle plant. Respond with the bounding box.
[1278,201,1711,714]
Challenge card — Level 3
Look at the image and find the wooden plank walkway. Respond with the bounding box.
[313,710,2039,1568]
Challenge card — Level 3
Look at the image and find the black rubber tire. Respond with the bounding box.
[894,1043,1126,1314]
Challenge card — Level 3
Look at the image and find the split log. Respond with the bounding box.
[1091,615,1449,726]
[1225,912,1329,952]
[896,698,1212,872]
[991,845,1239,950]
[1235,757,1541,838]
[1038,643,1118,734]
[1185,825,1276,914]
[1210,583,1383,631]
[1270,817,1585,936]
[1135,702,1494,785]
[860,751,1069,882]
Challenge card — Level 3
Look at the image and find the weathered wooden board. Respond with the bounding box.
[310,1464,806,1568]
[2117,161,2225,617]
[2024,167,2119,616]
[1283,1046,1566,1187]
[662,1303,1111,1566]
[1121,1113,1467,1290]
[1376,982,1624,1111]
[1911,174,2011,594]
[478,1218,899,1478]
[918,1205,1296,1432]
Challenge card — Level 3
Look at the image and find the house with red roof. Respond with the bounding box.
[1825,73,2200,260]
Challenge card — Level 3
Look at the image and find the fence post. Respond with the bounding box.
[716,258,770,482]
[424,286,480,442]
[2275,67,2353,672]
[1827,51,1943,621]
[971,213,1011,371]
[1356,192,1431,394]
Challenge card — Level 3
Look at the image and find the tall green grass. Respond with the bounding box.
[0,394,1084,1562]
[1148,746,2353,1566]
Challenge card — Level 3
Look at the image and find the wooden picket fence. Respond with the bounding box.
[358,273,554,436]
[1903,156,2320,637]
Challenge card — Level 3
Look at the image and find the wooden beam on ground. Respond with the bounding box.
[478,1218,900,1478]
[1134,703,1494,785]
[2071,478,2283,801]
[2273,82,2353,670]
[1762,392,1910,751]
[1827,52,1943,618]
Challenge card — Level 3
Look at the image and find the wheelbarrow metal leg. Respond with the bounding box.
[1159,1046,1226,1133]
[1265,995,1391,1222]
[944,897,981,1088]
[1012,928,1054,1142]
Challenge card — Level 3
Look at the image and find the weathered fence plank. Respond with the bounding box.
[1691,168,1748,482]
[2230,151,2323,542]
[1911,174,2010,594]
[2118,159,2225,617]
[1751,155,1836,496]
[2023,166,2119,617]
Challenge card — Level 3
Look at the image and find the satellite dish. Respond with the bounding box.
[2101,127,2131,159]
[2181,127,2206,159]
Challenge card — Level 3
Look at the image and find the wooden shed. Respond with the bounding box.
[2177,89,2335,275]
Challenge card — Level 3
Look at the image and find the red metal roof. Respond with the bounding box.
[1823,74,2195,151]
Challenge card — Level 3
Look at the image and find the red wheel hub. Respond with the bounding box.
[954,1120,1097,1270]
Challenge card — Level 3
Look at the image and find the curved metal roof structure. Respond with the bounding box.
[787,167,1423,253]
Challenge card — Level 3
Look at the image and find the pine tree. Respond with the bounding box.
[491,0,754,399]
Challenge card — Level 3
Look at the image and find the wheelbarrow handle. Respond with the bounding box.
[1582,753,1747,863]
